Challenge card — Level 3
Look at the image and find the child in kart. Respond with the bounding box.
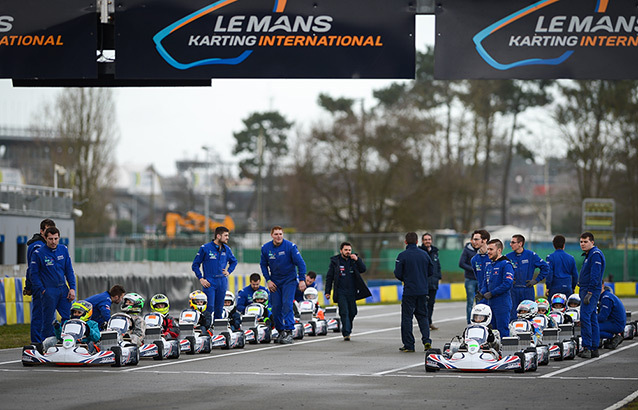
[536,297,558,328]
[119,292,146,346]
[150,293,180,340]
[188,290,212,331]
[223,290,242,332]
[247,290,273,326]
[44,300,101,353]
[550,293,573,324]
[469,304,501,353]
[511,300,543,345]
[301,287,326,319]
[565,293,581,324]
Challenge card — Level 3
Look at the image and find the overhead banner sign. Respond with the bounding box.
[0,0,96,79]
[435,0,638,79]
[116,0,415,79]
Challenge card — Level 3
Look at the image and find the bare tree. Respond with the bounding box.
[40,88,119,234]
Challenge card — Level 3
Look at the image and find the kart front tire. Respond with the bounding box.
[263,327,272,344]
[554,342,564,362]
[514,352,525,373]
[153,341,164,361]
[221,332,231,350]
[129,347,140,366]
[186,336,196,355]
[539,345,550,366]
[249,327,259,345]
[111,346,123,367]
[22,345,36,367]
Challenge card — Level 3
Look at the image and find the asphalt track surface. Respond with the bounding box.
[1,300,637,410]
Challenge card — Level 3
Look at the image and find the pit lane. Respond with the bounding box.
[1,300,637,410]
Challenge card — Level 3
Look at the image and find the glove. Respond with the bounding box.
[483,292,492,300]
[525,279,538,288]
[474,292,483,303]
[53,321,61,330]
[583,293,592,305]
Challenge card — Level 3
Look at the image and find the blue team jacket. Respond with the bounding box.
[471,252,491,289]
[578,246,605,294]
[506,249,549,287]
[597,289,626,328]
[394,244,432,296]
[29,244,76,295]
[480,256,514,298]
[546,249,579,290]
[86,291,112,327]
[260,239,307,283]
[25,234,46,291]
[236,285,269,313]
[192,242,238,280]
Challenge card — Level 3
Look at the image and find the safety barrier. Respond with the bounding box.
[2,276,636,325]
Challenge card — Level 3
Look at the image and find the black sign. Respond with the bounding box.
[0,0,96,79]
[116,0,415,79]
[435,0,638,79]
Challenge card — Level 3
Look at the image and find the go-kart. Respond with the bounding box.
[565,308,580,324]
[22,319,116,367]
[426,324,535,373]
[324,306,341,333]
[296,300,328,336]
[544,323,578,360]
[211,319,246,349]
[504,318,550,366]
[139,313,181,360]
[242,303,273,344]
[178,309,212,354]
[98,313,141,367]
[624,311,637,340]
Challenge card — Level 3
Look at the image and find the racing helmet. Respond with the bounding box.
[189,290,208,313]
[224,291,236,312]
[121,292,145,315]
[252,290,268,305]
[470,304,492,326]
[536,297,550,315]
[567,294,581,308]
[516,300,538,320]
[70,300,93,322]
[551,293,567,312]
[303,287,319,302]
[150,293,170,315]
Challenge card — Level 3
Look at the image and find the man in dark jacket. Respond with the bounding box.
[459,230,487,324]
[420,233,441,330]
[325,242,371,341]
[394,232,433,352]
[24,218,56,344]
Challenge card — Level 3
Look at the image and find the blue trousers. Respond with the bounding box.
[271,279,297,331]
[548,280,573,300]
[401,294,430,349]
[203,276,228,320]
[41,285,72,339]
[464,278,478,324]
[336,292,357,337]
[580,290,600,350]
[599,321,623,339]
[30,291,44,343]
[510,287,536,320]
[488,297,512,337]
[427,287,437,325]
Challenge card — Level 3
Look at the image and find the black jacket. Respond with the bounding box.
[420,244,442,290]
[459,242,479,280]
[325,254,371,301]
[394,244,433,296]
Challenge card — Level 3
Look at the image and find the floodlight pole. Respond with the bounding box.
[203,146,211,241]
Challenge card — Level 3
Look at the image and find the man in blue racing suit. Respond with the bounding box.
[598,286,625,350]
[545,234,579,300]
[86,284,126,329]
[577,232,605,359]
[260,226,307,344]
[506,234,549,321]
[236,273,269,314]
[479,239,514,337]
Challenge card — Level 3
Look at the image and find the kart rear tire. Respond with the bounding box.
[514,352,525,373]
[263,327,272,344]
[186,336,196,355]
[425,349,439,373]
[249,327,259,345]
[310,322,317,336]
[22,345,36,367]
[238,333,245,349]
[425,364,438,373]
[153,341,164,361]
[171,341,180,359]
[111,346,123,367]
[333,318,341,333]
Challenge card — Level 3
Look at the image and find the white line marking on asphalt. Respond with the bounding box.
[373,362,424,375]
[0,360,20,365]
[604,388,638,410]
[539,342,638,378]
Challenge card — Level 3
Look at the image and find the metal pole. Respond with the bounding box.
[257,129,264,245]
[203,146,211,241]
[624,227,629,282]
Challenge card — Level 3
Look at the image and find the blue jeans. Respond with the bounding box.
[580,290,600,350]
[400,294,430,349]
[464,278,478,324]
[336,292,357,337]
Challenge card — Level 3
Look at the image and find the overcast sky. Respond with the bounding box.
[0,16,435,176]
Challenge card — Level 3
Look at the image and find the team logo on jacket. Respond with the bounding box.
[208,251,217,259]
[522,259,529,264]
[44,256,54,266]
[268,251,275,259]
[57,255,64,260]
[278,251,285,256]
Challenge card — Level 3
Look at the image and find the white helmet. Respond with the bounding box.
[516,300,538,320]
[224,291,236,313]
[303,287,318,302]
[567,294,581,308]
[470,304,492,326]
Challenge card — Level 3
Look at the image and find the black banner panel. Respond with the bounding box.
[116,0,415,79]
[435,0,638,79]
[0,0,96,79]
